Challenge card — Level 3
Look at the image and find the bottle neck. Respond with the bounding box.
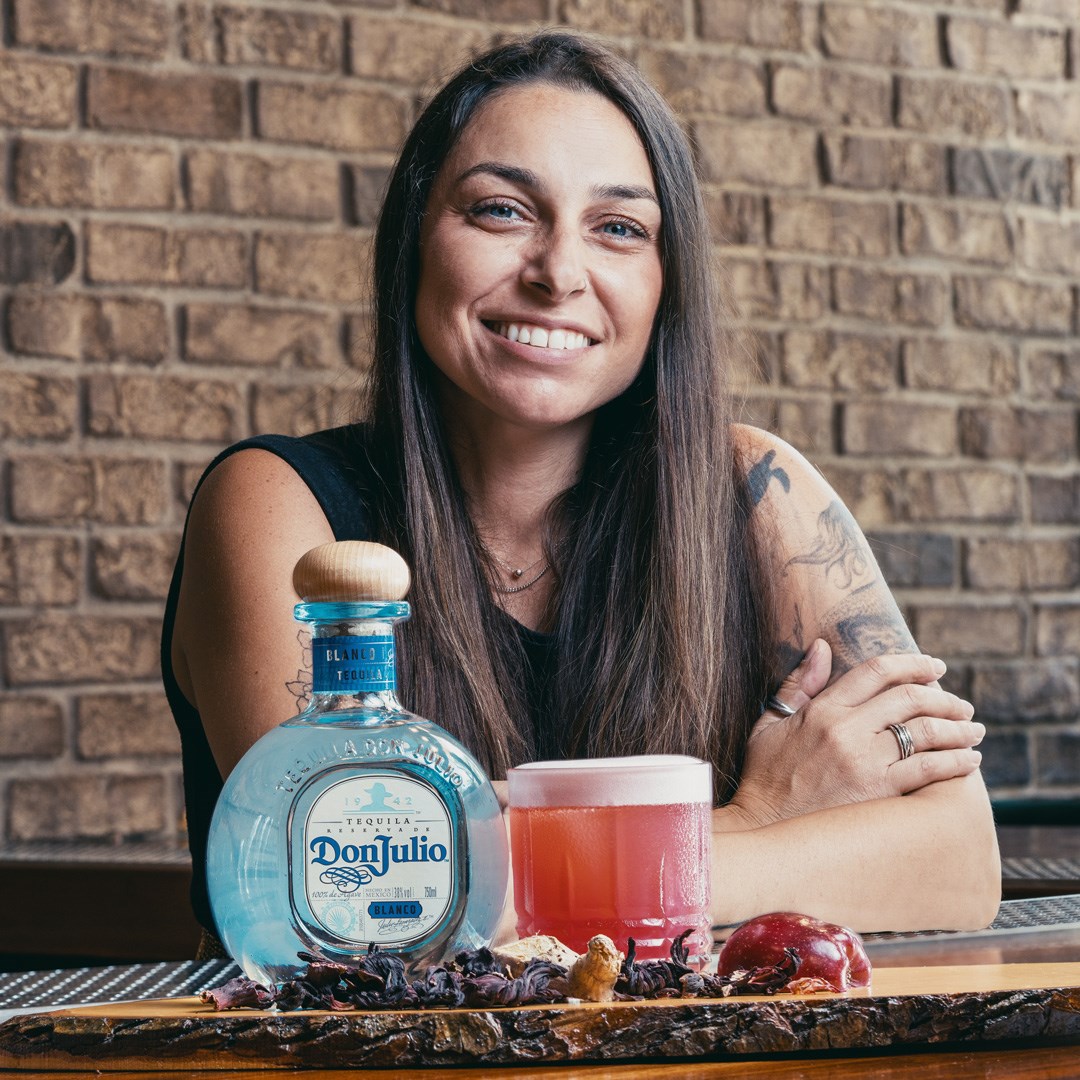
[296,601,409,706]
[310,627,397,697]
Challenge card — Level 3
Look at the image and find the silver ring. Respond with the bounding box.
[888,722,915,760]
[766,694,798,718]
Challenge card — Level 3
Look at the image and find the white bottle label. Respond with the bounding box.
[303,772,455,947]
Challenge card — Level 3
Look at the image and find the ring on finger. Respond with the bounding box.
[766,694,798,718]
[888,722,915,760]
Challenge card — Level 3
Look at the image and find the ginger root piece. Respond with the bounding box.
[491,935,579,978]
[567,934,622,1002]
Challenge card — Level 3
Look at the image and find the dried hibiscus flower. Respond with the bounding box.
[203,946,568,1012]
[462,959,567,1008]
[450,946,502,977]
[615,929,694,998]
[688,946,802,998]
[200,932,816,1012]
[412,966,466,1008]
[200,976,276,1011]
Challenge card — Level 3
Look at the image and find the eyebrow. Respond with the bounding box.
[455,161,659,205]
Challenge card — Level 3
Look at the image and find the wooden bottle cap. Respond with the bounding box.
[293,541,411,603]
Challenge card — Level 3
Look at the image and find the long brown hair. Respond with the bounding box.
[364,31,776,801]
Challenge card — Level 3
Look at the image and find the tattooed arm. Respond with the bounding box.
[789,500,920,677]
[707,427,999,932]
[745,432,919,678]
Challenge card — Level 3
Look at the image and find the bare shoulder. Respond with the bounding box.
[188,447,326,535]
[181,446,335,613]
[733,425,834,527]
[172,448,335,739]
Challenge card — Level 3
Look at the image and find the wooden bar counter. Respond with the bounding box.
[3,825,1079,1076]
[3,928,1079,1076]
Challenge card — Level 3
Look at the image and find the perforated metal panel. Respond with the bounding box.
[863,892,1080,943]
[1001,855,1080,885]
[0,959,240,1010]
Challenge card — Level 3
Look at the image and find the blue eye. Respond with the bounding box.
[473,202,520,221]
[602,218,647,240]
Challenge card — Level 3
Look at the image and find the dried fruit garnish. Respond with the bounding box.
[200,976,276,1010]
[702,946,802,997]
[412,966,466,1008]
[452,946,501,977]
[614,929,694,998]
[201,931,822,1012]
[461,960,567,1008]
[201,946,570,1012]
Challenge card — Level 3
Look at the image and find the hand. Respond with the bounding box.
[728,640,984,828]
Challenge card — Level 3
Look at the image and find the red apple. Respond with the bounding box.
[716,912,871,991]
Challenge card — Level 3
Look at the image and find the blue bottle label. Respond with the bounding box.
[303,772,455,947]
[312,636,395,693]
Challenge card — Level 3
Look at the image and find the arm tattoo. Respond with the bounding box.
[747,449,791,506]
[775,603,806,681]
[821,583,918,676]
[285,629,312,713]
[285,671,311,713]
[787,500,871,590]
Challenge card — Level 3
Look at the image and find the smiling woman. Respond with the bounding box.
[162,30,1000,958]
[415,83,663,440]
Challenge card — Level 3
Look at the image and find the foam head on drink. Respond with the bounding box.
[507,755,713,967]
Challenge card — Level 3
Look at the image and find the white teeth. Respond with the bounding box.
[490,322,591,350]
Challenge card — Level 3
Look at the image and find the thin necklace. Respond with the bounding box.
[488,550,547,580]
[490,562,551,594]
[478,540,552,594]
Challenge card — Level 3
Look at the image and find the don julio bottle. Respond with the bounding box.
[206,541,508,985]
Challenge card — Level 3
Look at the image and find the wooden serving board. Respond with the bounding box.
[3,962,1079,1071]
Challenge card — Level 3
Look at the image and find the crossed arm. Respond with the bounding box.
[711,428,1000,933]
[179,436,1000,934]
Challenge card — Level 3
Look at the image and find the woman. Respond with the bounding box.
[164,31,1000,950]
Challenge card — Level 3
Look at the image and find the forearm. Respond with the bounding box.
[711,773,1000,933]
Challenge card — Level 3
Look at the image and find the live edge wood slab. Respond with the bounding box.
[2,963,1079,1071]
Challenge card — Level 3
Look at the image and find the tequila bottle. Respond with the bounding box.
[206,541,508,984]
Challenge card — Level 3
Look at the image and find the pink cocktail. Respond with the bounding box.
[507,756,713,966]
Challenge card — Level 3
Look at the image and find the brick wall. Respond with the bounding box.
[1,0,1078,850]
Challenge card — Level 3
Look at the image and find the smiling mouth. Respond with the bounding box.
[485,321,595,350]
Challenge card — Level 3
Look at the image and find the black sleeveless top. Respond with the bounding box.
[161,425,555,936]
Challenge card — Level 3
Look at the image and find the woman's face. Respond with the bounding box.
[415,82,663,436]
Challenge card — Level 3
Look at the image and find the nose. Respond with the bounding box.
[521,225,587,302]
